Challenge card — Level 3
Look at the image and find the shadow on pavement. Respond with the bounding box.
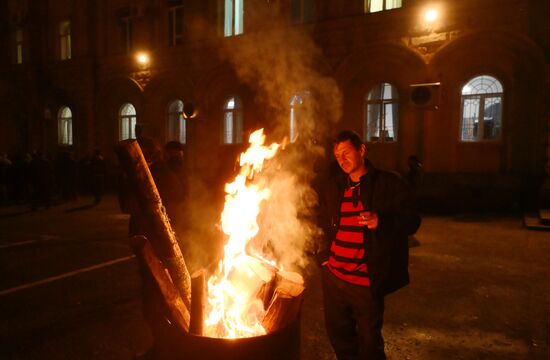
[0,209,32,219]
[65,202,101,213]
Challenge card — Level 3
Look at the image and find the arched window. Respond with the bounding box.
[58,106,73,145]
[460,75,503,142]
[364,83,399,142]
[289,91,311,143]
[167,100,186,144]
[119,103,137,140]
[222,96,243,144]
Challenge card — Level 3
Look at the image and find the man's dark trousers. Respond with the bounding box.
[321,266,386,360]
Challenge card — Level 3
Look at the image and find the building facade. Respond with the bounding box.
[1,0,549,210]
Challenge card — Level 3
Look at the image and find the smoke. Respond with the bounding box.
[218,6,342,138]
[216,6,343,271]
[176,177,226,273]
[253,153,324,271]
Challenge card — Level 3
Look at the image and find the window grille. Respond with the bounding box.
[59,20,71,60]
[364,83,399,142]
[58,106,73,145]
[167,100,186,144]
[14,28,23,64]
[289,91,312,143]
[120,18,132,54]
[222,96,243,144]
[120,103,137,140]
[168,3,184,46]
[222,0,244,37]
[460,75,503,142]
[365,0,402,13]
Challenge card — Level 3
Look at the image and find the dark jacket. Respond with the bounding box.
[316,159,421,297]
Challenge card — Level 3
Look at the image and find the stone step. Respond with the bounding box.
[524,213,550,231]
[539,208,550,224]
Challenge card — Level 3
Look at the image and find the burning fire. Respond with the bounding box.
[204,129,281,338]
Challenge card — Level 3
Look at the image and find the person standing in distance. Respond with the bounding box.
[316,130,421,359]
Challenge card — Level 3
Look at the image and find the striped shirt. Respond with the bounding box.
[327,184,370,286]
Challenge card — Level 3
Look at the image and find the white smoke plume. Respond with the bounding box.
[216,5,343,271]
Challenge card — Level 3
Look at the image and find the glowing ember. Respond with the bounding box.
[204,129,281,338]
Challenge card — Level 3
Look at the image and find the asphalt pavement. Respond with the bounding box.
[0,195,549,359]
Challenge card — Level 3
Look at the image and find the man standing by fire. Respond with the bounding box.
[315,130,421,359]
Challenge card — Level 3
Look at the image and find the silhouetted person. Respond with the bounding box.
[11,152,32,204]
[0,152,12,204]
[164,141,187,186]
[56,150,78,202]
[406,155,424,189]
[89,150,106,204]
[30,151,54,210]
[163,141,189,235]
[78,154,91,195]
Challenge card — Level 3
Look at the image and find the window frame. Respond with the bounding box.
[291,0,315,24]
[222,96,243,145]
[221,0,244,37]
[14,28,23,64]
[168,2,184,46]
[289,90,312,143]
[119,103,137,141]
[363,82,400,143]
[59,20,72,60]
[57,106,73,146]
[120,17,133,54]
[459,75,504,143]
[364,0,402,13]
[167,100,187,144]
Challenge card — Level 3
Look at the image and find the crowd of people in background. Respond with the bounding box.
[0,149,106,209]
[0,145,421,212]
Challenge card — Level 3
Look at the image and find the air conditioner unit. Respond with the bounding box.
[410,82,440,110]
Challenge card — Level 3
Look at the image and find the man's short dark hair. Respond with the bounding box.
[334,130,363,150]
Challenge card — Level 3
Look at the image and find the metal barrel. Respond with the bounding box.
[152,316,301,360]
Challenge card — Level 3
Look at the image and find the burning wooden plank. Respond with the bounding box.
[226,255,277,308]
[262,271,305,334]
[245,255,278,308]
[130,235,190,332]
[190,269,206,336]
[203,254,279,338]
[116,139,192,310]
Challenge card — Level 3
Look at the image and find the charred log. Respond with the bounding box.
[190,269,206,336]
[262,271,304,334]
[116,139,191,309]
[131,235,190,332]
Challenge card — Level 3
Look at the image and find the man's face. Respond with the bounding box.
[334,140,365,175]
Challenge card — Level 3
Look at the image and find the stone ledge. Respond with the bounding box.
[524,213,550,231]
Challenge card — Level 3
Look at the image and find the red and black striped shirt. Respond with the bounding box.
[327,185,370,286]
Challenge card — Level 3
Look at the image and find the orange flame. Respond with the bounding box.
[204,129,280,338]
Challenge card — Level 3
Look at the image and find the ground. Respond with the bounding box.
[0,195,549,359]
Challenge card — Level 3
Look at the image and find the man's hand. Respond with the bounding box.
[358,211,378,229]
